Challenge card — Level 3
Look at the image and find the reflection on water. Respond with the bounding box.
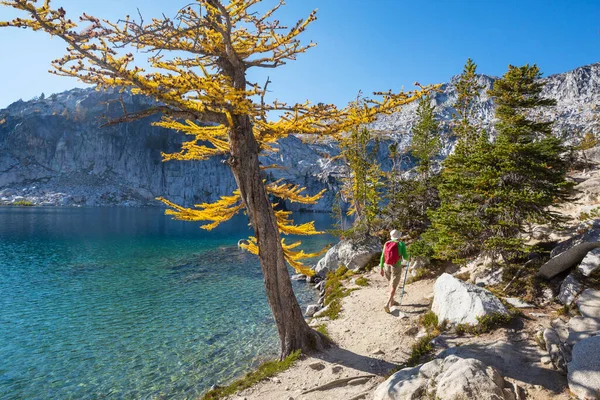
[0,207,333,399]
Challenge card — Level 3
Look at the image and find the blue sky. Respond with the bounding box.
[0,0,599,108]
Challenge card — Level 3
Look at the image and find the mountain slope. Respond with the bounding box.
[0,63,598,209]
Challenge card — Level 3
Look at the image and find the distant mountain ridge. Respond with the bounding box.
[0,63,598,210]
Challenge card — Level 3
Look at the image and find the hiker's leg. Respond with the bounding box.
[387,265,402,308]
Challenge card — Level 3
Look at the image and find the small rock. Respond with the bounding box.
[271,377,281,383]
[312,305,330,318]
[308,361,325,371]
[529,313,549,318]
[503,297,534,308]
[371,348,385,355]
[557,273,584,306]
[404,326,419,336]
[540,356,552,365]
[305,304,321,317]
[331,365,343,374]
[395,311,408,319]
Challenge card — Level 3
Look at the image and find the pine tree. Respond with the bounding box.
[484,64,571,261]
[411,94,441,180]
[425,59,489,261]
[383,94,441,236]
[2,0,434,357]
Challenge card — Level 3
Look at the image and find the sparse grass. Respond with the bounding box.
[454,272,471,282]
[12,200,34,206]
[201,350,301,400]
[406,333,437,367]
[534,331,546,350]
[556,304,570,316]
[455,323,468,336]
[420,311,439,332]
[579,207,600,222]
[354,276,369,286]
[452,312,513,336]
[321,266,359,320]
[314,324,331,340]
[406,267,434,284]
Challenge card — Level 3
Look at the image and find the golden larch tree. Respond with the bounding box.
[1,0,432,357]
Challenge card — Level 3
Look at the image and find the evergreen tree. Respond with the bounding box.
[425,59,489,261]
[383,94,441,236]
[483,64,571,260]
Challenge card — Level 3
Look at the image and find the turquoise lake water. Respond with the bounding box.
[0,207,334,399]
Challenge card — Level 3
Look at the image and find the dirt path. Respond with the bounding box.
[227,274,432,400]
[226,269,572,400]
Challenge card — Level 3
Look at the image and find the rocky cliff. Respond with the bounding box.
[1,63,598,210]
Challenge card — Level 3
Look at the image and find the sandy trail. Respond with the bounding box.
[228,273,432,400]
[227,268,571,400]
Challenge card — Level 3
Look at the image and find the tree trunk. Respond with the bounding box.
[227,113,330,358]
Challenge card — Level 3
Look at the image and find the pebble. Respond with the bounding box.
[308,361,325,371]
[371,348,385,355]
[331,365,343,373]
[540,356,552,365]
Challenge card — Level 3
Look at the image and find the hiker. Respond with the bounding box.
[379,229,409,313]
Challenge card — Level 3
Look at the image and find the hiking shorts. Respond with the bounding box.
[383,263,402,291]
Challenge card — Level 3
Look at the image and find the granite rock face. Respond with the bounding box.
[2,63,600,209]
[0,89,342,210]
[431,273,509,325]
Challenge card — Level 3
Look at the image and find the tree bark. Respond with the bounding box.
[227,112,330,358]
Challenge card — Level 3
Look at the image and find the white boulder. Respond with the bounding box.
[374,355,513,400]
[432,273,509,325]
[314,236,381,277]
[568,336,600,400]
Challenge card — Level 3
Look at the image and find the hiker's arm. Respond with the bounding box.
[379,246,385,275]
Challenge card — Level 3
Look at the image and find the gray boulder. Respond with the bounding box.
[576,289,600,319]
[537,220,600,279]
[374,355,513,400]
[557,273,584,306]
[567,316,600,346]
[568,336,600,400]
[431,273,509,325]
[314,236,381,277]
[538,242,600,280]
[578,248,600,277]
[550,220,600,258]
